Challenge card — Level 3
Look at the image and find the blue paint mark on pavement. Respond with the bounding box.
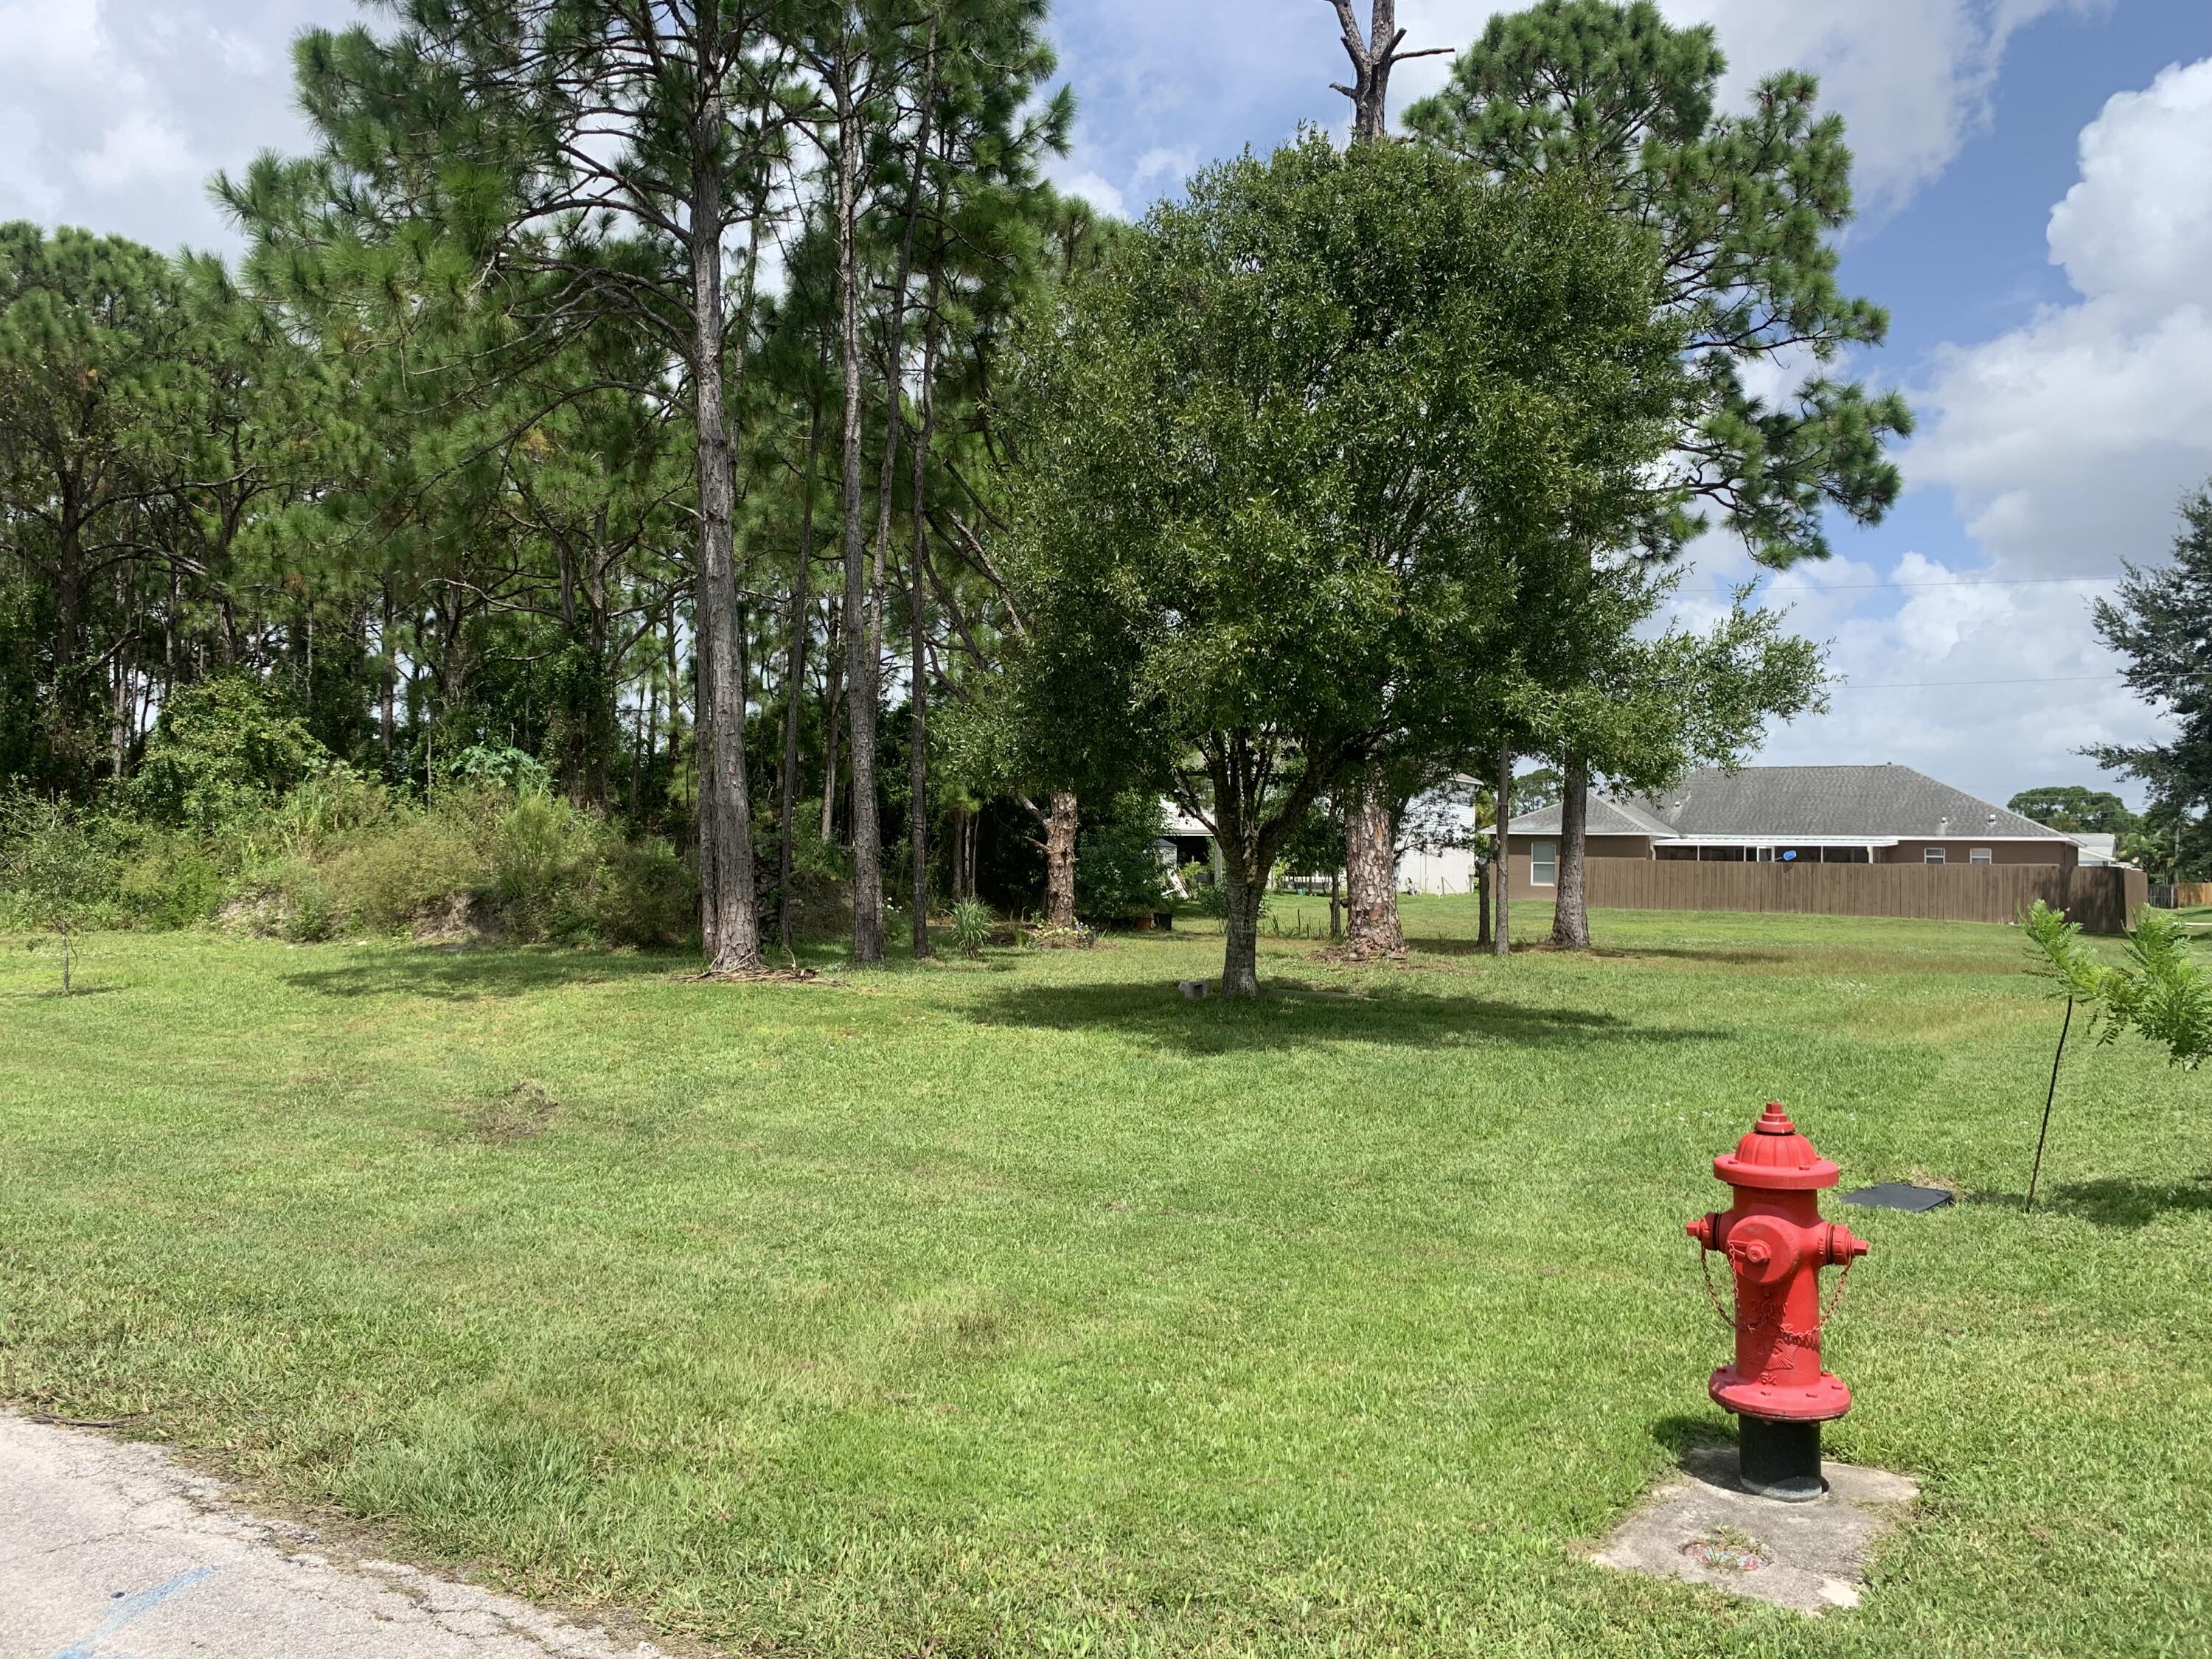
[45,1566,215,1659]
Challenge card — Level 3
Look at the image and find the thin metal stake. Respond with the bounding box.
[2025,995,2073,1214]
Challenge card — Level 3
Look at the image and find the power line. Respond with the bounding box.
[1745,574,2121,594]
[1834,673,2129,691]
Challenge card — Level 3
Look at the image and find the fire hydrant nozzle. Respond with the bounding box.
[1685,1102,1868,1503]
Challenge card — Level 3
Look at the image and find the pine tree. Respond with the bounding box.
[2087,487,2212,880]
[1406,0,1912,948]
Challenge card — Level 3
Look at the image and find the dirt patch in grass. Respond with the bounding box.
[469,1081,560,1141]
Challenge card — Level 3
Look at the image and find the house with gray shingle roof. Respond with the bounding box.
[1503,764,2080,887]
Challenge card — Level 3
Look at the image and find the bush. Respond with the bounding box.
[1076,795,1169,924]
[448,744,552,793]
[588,833,695,949]
[276,860,343,943]
[133,676,338,830]
[300,800,485,935]
[0,792,116,931]
[3,767,699,952]
[950,897,992,959]
[481,791,696,947]
[0,793,120,989]
[114,832,229,928]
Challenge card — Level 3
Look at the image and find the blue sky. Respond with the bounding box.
[4,1,2211,807]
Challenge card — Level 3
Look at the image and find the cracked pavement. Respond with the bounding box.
[1,1413,678,1658]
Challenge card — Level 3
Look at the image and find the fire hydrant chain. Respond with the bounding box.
[1696,1244,1854,1336]
[1697,1238,1736,1334]
[1820,1248,1856,1328]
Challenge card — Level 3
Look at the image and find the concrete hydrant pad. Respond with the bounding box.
[0,1413,676,1658]
[1587,1447,1918,1615]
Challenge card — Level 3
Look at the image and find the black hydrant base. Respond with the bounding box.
[1738,1416,1827,1503]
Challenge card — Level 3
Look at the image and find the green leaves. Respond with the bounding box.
[1006,133,1681,873]
[133,677,341,831]
[2086,486,2212,879]
[1405,0,1912,566]
[2024,898,2212,1069]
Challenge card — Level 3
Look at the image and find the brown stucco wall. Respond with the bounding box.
[1505,832,1652,860]
[1879,840,2077,870]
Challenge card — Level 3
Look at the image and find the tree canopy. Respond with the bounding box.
[2008,785,2138,838]
[1004,133,1684,994]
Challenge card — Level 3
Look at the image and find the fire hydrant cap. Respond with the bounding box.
[1713,1102,1842,1192]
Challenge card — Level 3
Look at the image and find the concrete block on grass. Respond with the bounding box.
[1588,1445,1918,1615]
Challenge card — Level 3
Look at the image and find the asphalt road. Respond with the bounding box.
[1,1414,674,1659]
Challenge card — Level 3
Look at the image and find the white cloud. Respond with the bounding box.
[1132,145,1197,189]
[0,0,325,252]
[1397,0,2105,215]
[75,112,196,192]
[1916,57,2212,575]
[2046,57,2212,310]
[1701,55,2212,805]
[1046,166,1126,220]
[0,1,102,73]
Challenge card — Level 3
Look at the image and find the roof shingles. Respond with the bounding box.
[1506,765,2069,842]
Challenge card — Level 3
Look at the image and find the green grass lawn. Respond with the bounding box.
[3,900,2207,1656]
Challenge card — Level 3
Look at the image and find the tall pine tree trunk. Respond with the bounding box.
[779,383,823,953]
[1549,751,1590,950]
[819,604,841,841]
[1332,2,1433,143]
[833,54,883,962]
[378,580,396,767]
[908,265,942,959]
[691,155,763,975]
[1043,791,1078,928]
[1342,766,1405,956]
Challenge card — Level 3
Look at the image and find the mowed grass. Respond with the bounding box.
[2,900,2207,1657]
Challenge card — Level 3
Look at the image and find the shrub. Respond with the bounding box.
[133,677,338,830]
[588,833,695,948]
[317,812,490,933]
[3,767,698,953]
[276,860,343,943]
[490,792,582,939]
[114,832,229,928]
[0,793,116,989]
[1076,794,1169,925]
[448,744,552,794]
[950,897,992,959]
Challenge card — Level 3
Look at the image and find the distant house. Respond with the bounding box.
[1504,764,2081,886]
[2067,832,2136,868]
[1159,804,1217,880]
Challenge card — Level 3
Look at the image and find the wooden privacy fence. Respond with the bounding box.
[1509,857,2146,933]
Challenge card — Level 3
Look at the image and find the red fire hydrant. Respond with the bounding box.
[1686,1103,1870,1500]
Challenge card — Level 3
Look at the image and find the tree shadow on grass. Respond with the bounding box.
[962,977,1723,1056]
[1408,937,1796,967]
[1963,1176,2212,1229]
[1585,945,1799,967]
[279,947,701,1002]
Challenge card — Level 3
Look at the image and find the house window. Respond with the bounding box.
[1531,838,1559,886]
[1970,847,1994,865]
[1924,847,1946,865]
